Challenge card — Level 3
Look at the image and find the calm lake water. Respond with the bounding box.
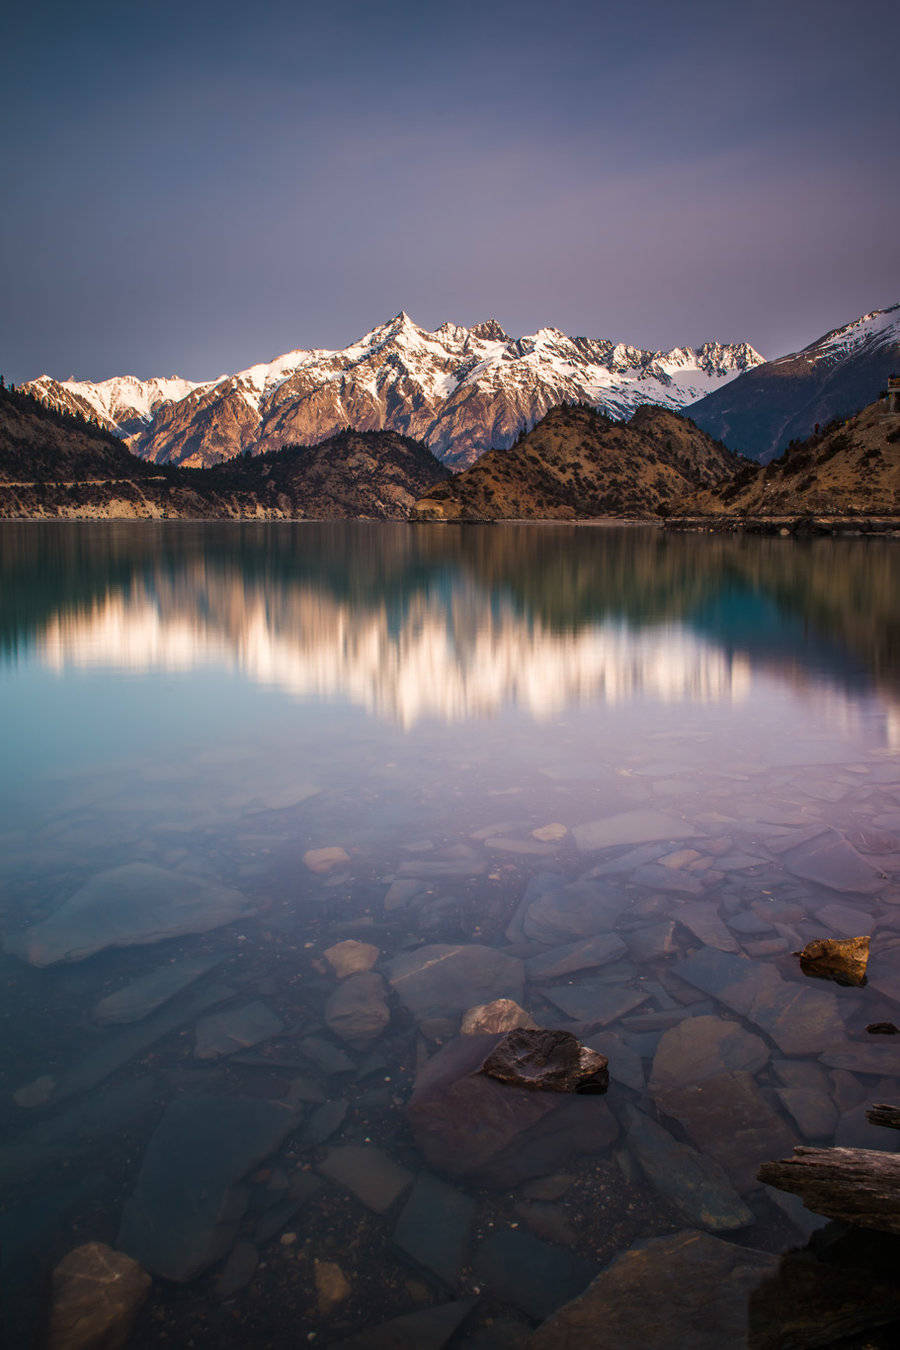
[1,522,899,1347]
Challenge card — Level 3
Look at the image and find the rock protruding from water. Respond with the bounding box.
[461,998,537,1035]
[407,1034,617,1185]
[117,1095,300,1281]
[482,1029,609,1095]
[6,864,253,966]
[48,1242,151,1350]
[527,1229,777,1349]
[798,936,870,986]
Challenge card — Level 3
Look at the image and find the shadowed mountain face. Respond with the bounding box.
[21,313,763,470]
[412,404,741,520]
[688,305,900,463]
[674,398,900,518]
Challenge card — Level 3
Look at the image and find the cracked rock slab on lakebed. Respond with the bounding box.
[528,1229,777,1350]
[475,1229,598,1322]
[673,948,844,1056]
[6,864,254,966]
[194,1001,284,1059]
[624,1105,753,1231]
[92,954,225,1025]
[117,1095,300,1281]
[521,880,628,945]
[394,1172,475,1284]
[318,1145,413,1212]
[649,1015,770,1096]
[782,831,885,895]
[387,944,524,1019]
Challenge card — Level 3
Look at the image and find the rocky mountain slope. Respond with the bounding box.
[0,386,448,519]
[411,404,742,520]
[688,305,900,462]
[672,397,900,518]
[23,313,763,470]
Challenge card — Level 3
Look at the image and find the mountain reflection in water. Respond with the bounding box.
[1,522,898,736]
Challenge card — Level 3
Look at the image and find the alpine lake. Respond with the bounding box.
[1,521,899,1348]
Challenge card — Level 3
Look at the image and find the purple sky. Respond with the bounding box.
[2,0,898,384]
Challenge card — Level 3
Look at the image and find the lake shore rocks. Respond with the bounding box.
[48,1242,151,1350]
[5,864,254,966]
[388,943,524,1019]
[481,1029,609,1094]
[798,936,870,986]
[782,830,885,894]
[573,810,699,851]
[527,1229,778,1349]
[117,1094,301,1281]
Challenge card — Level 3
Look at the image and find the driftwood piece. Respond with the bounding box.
[867,1103,900,1131]
[758,1146,900,1235]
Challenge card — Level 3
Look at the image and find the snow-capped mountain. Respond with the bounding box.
[689,304,900,462]
[24,374,201,439]
[23,313,764,469]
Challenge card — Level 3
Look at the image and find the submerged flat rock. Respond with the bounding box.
[624,1105,753,1231]
[117,1094,300,1281]
[394,1172,475,1284]
[673,948,844,1056]
[7,864,254,966]
[194,1001,284,1059]
[528,1229,777,1349]
[388,944,524,1019]
[92,954,225,1024]
[522,880,628,944]
[649,1015,770,1096]
[573,810,699,852]
[782,830,884,895]
[332,1299,476,1350]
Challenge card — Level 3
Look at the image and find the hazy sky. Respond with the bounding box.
[2,0,898,383]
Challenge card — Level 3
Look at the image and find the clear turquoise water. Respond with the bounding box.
[1,522,898,1346]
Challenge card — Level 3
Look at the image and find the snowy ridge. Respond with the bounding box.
[24,312,765,469]
[791,304,900,365]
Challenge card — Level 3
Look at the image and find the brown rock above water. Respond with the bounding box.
[461,998,537,1035]
[798,936,870,987]
[48,1242,151,1350]
[481,1029,609,1094]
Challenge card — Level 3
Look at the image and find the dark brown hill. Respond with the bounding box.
[0,384,161,483]
[672,397,900,519]
[0,386,449,519]
[411,403,741,521]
